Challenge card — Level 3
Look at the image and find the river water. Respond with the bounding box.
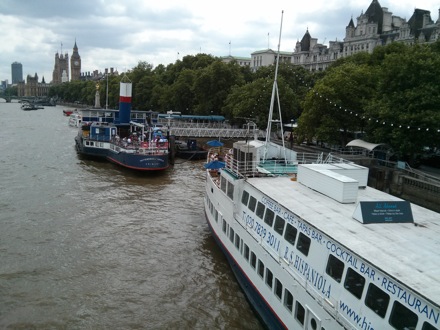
[0,101,263,330]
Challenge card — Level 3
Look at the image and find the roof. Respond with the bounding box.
[346,139,387,152]
[249,174,440,306]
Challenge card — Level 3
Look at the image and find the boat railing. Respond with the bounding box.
[221,151,353,178]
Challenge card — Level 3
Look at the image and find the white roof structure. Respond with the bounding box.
[346,139,388,152]
[250,174,440,304]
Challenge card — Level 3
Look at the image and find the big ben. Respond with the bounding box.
[70,40,81,81]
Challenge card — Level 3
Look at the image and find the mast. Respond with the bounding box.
[263,10,286,162]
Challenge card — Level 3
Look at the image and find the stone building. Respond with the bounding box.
[17,73,50,97]
[52,51,69,84]
[70,40,81,81]
[249,0,440,71]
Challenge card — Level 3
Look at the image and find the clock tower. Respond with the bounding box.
[70,40,81,81]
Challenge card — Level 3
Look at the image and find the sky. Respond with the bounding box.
[1,0,439,84]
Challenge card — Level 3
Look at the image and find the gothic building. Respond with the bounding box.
[52,51,69,84]
[70,40,81,81]
[52,41,81,83]
[17,73,50,97]
[249,0,440,71]
[296,0,440,71]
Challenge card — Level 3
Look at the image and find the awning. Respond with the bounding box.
[346,139,386,152]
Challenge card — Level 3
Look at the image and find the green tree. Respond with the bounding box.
[298,62,378,146]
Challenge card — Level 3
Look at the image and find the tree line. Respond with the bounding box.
[48,41,440,163]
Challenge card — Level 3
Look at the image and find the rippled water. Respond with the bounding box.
[0,102,263,330]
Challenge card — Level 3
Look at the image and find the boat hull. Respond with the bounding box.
[205,211,285,330]
[107,151,169,171]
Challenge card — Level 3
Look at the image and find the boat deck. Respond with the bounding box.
[248,175,440,303]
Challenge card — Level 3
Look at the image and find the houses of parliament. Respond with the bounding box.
[17,41,81,97]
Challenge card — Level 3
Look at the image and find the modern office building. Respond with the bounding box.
[11,62,23,84]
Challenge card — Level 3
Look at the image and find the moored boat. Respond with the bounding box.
[68,112,82,127]
[74,78,170,171]
[204,12,440,330]
[175,139,208,160]
[63,109,75,116]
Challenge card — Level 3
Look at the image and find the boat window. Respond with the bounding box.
[215,210,218,223]
[234,234,240,250]
[241,190,250,206]
[248,196,257,212]
[244,244,250,261]
[284,223,298,246]
[220,176,227,193]
[284,289,293,312]
[389,301,418,330]
[344,267,365,299]
[296,233,311,256]
[295,301,305,325]
[227,181,234,199]
[365,283,390,318]
[256,202,265,219]
[250,252,257,269]
[274,216,285,235]
[229,228,235,243]
[326,254,345,283]
[222,219,227,233]
[422,322,437,330]
[257,260,265,278]
[275,279,283,300]
[265,268,273,289]
[264,209,275,227]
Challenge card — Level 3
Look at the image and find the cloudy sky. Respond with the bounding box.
[1,0,438,84]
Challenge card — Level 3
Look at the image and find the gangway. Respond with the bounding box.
[168,126,266,138]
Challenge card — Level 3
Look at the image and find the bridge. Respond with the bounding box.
[159,119,266,139]
[169,126,266,139]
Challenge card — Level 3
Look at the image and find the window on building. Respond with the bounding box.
[284,223,297,245]
[326,254,344,283]
[234,234,240,250]
[389,301,418,329]
[274,216,285,235]
[265,268,273,288]
[257,260,265,278]
[365,283,390,318]
[344,267,365,299]
[296,233,311,256]
[227,182,234,199]
[220,176,227,193]
[295,301,305,325]
[248,196,257,212]
[256,202,265,219]
[250,252,256,269]
[273,278,283,300]
[243,244,250,261]
[284,288,293,312]
[422,322,438,330]
[241,190,250,206]
[264,208,275,227]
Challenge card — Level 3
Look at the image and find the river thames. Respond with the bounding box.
[0,101,263,329]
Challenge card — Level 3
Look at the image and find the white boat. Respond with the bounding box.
[68,112,82,127]
[203,12,440,330]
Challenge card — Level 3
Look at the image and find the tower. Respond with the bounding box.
[11,62,23,84]
[70,40,81,81]
[52,50,69,84]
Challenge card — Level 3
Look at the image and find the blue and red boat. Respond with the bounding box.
[74,79,171,171]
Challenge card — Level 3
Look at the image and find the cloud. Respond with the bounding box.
[1,0,438,84]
